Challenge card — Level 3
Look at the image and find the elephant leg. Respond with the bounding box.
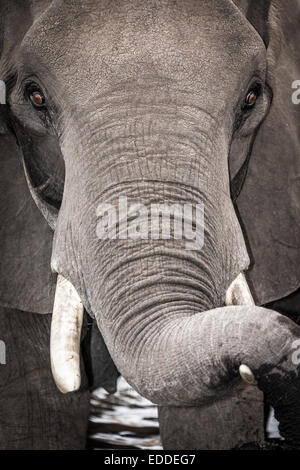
[0,306,90,450]
[158,382,264,450]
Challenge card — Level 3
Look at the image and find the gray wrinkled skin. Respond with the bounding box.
[0,306,90,449]
[0,0,299,449]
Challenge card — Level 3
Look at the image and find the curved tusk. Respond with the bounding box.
[50,274,83,393]
[239,364,257,385]
[225,272,255,306]
[226,274,257,386]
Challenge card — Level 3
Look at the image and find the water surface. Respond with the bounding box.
[88,377,162,450]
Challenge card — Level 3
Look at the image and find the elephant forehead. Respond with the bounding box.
[20,0,265,105]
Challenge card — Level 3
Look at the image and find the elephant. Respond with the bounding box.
[0,0,299,450]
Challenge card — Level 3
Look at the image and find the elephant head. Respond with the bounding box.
[1,0,300,448]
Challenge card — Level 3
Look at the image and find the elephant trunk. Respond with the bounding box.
[102,303,299,407]
[50,98,300,443]
[50,271,300,420]
[49,271,253,395]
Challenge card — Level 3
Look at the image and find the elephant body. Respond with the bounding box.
[0,0,300,450]
[0,306,90,449]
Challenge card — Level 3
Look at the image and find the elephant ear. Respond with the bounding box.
[236,0,300,305]
[0,1,119,395]
[0,1,56,313]
[0,106,56,313]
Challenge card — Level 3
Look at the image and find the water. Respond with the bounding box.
[87,377,162,450]
[87,380,286,451]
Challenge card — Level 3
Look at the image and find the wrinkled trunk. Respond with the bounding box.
[99,305,298,406]
[51,95,300,445]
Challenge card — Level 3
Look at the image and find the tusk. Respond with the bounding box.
[239,364,257,385]
[225,272,255,306]
[50,274,83,393]
[226,274,257,385]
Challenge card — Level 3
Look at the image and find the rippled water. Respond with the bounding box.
[87,377,162,450]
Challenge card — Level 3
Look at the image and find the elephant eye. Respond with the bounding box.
[26,85,47,110]
[244,89,258,109]
[30,90,46,109]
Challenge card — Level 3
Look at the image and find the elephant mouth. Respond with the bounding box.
[50,272,255,394]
